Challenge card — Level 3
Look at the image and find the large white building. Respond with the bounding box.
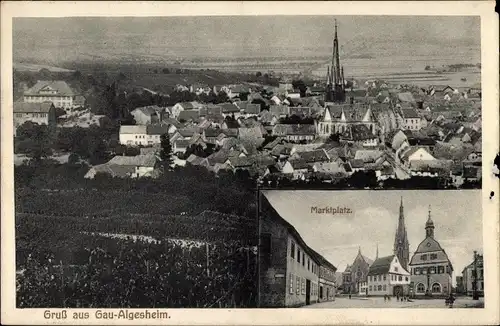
[119,125,169,146]
[23,80,84,110]
[367,255,411,296]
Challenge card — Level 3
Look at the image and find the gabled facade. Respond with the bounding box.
[23,80,81,110]
[409,207,453,297]
[367,255,411,296]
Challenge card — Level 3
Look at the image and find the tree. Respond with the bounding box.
[160,133,174,171]
[15,122,53,161]
[255,71,262,77]
[162,68,170,74]
[292,79,307,97]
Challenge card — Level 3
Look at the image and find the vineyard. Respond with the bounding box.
[16,211,258,308]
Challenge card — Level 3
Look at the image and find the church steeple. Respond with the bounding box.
[394,197,410,270]
[426,205,435,238]
[325,19,346,103]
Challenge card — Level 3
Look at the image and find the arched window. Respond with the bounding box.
[416,283,426,293]
[326,124,329,134]
[432,283,441,293]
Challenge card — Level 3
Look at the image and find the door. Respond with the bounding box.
[306,279,311,305]
[393,285,403,297]
[320,286,323,300]
[326,288,329,300]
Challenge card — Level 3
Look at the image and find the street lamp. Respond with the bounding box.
[472,250,479,300]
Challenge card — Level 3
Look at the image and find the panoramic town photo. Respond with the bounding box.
[258,190,483,308]
[12,15,481,308]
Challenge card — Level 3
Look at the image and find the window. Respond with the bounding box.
[369,286,372,291]
[296,276,300,295]
[431,283,441,293]
[430,253,438,260]
[430,266,436,274]
[291,242,295,259]
[307,259,310,271]
[417,283,425,293]
[398,275,402,281]
[383,274,386,281]
[446,266,450,274]
[383,285,386,291]
[289,273,294,294]
[405,276,409,281]
[15,113,22,118]
[302,253,305,267]
[301,278,305,295]
[421,254,428,261]
[297,249,301,263]
[378,285,382,291]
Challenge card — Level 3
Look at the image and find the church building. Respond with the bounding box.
[341,247,374,295]
[324,20,346,104]
[408,206,454,297]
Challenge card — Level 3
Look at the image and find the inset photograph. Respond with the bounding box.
[258,190,483,308]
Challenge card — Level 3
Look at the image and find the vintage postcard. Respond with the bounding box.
[1,1,498,325]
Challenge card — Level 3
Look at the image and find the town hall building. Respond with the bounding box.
[408,206,454,297]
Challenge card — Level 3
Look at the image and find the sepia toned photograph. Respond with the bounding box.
[1,1,498,325]
[10,14,483,309]
[258,190,483,308]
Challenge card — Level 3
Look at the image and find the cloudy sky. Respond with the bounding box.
[262,190,482,281]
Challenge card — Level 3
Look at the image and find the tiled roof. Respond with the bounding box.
[296,149,330,163]
[120,125,147,134]
[13,101,54,113]
[367,255,396,276]
[349,159,364,168]
[273,124,316,136]
[146,124,169,135]
[324,103,372,122]
[176,128,198,138]
[91,164,135,178]
[354,150,384,163]
[401,108,420,119]
[290,159,309,170]
[178,110,200,122]
[219,102,240,113]
[24,80,75,96]
[238,126,264,139]
[133,105,162,116]
[289,106,313,116]
[108,153,158,167]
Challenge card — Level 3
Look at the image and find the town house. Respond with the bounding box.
[13,102,56,135]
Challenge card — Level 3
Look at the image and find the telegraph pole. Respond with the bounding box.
[472,250,479,300]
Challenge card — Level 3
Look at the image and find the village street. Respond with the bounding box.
[303,296,484,308]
